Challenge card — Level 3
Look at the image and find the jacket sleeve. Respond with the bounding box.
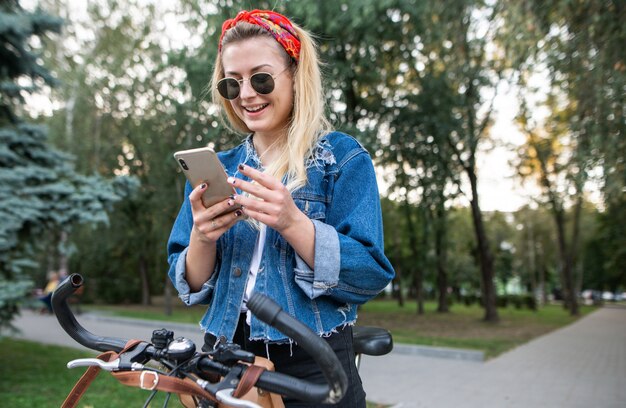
[166,182,217,306]
[294,145,395,304]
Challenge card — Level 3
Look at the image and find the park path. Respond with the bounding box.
[361,305,626,407]
[8,305,626,407]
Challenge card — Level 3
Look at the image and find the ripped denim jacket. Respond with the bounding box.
[167,131,395,342]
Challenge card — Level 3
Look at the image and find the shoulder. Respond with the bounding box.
[322,131,366,152]
[319,131,370,169]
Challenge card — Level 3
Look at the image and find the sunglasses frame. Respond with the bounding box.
[216,67,290,100]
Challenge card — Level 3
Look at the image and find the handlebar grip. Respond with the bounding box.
[247,293,348,404]
[51,273,128,353]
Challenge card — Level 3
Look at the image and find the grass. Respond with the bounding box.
[83,298,595,359]
[82,304,207,324]
[0,338,388,407]
[358,300,595,358]
[0,338,173,407]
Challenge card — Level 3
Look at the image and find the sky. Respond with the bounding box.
[475,87,533,212]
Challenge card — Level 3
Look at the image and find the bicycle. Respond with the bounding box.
[52,274,392,407]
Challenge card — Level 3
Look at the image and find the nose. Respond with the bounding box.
[238,78,257,99]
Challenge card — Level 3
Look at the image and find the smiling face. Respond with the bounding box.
[220,36,294,143]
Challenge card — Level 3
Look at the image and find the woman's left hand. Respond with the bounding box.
[227,164,307,234]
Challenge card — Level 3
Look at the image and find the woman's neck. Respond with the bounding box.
[253,133,285,167]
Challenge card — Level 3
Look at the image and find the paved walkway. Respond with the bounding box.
[8,306,626,407]
[361,305,626,407]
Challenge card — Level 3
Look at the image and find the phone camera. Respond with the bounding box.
[178,159,189,170]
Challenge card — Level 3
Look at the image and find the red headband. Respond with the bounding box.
[219,10,301,61]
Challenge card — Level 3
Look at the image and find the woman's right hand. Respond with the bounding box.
[189,183,244,244]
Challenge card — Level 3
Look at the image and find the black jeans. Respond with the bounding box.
[204,314,366,407]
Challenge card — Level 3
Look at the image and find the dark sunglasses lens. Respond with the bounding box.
[217,78,240,100]
[250,73,274,94]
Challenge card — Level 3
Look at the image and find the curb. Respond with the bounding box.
[81,313,485,362]
[79,313,202,333]
[392,343,484,362]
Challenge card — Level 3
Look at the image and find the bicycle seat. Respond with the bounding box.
[352,326,393,356]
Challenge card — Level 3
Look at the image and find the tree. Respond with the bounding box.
[583,198,625,292]
[0,1,128,329]
[447,207,482,298]
[516,101,585,315]
[292,1,500,318]
[415,0,502,321]
[42,0,189,304]
[500,0,625,313]
[512,205,558,305]
[381,197,413,307]
[486,211,516,295]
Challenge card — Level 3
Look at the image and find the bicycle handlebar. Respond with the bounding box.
[247,294,348,403]
[52,274,130,353]
[51,274,348,404]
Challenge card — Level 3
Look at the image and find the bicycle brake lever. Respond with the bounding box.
[215,389,262,408]
[67,358,143,371]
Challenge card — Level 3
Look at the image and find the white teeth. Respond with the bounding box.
[245,104,268,112]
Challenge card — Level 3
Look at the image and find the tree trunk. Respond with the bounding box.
[568,194,583,314]
[434,201,449,313]
[392,230,404,307]
[553,205,579,316]
[526,215,538,302]
[138,255,151,306]
[58,231,70,278]
[164,277,172,316]
[413,272,424,315]
[467,170,499,322]
[403,200,424,314]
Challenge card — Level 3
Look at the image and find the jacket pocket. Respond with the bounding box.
[271,195,327,252]
[294,197,326,221]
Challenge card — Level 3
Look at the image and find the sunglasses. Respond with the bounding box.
[216,67,289,100]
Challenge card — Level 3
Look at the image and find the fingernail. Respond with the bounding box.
[200,183,207,189]
[238,163,245,171]
[227,176,236,185]
[229,194,236,199]
[234,209,243,217]
[227,199,234,206]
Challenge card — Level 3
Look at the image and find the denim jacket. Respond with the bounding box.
[167,131,394,343]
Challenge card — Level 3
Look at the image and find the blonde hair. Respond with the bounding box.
[210,21,331,191]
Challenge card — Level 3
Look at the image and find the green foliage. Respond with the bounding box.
[0,2,62,124]
[499,0,626,313]
[22,0,623,307]
[495,294,535,310]
[39,0,192,304]
[0,2,62,328]
[583,196,626,291]
[0,1,135,330]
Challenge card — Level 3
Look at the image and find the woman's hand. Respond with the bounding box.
[189,183,244,244]
[227,164,308,234]
[228,164,316,268]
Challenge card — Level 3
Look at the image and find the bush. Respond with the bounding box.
[495,294,537,310]
[462,294,478,306]
[524,295,537,311]
[496,296,508,308]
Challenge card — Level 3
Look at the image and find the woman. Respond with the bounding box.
[167,9,394,407]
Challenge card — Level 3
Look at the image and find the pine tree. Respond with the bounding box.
[0,1,135,330]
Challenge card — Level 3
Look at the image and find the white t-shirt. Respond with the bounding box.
[242,223,266,325]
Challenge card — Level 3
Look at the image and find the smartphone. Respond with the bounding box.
[173,147,236,208]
